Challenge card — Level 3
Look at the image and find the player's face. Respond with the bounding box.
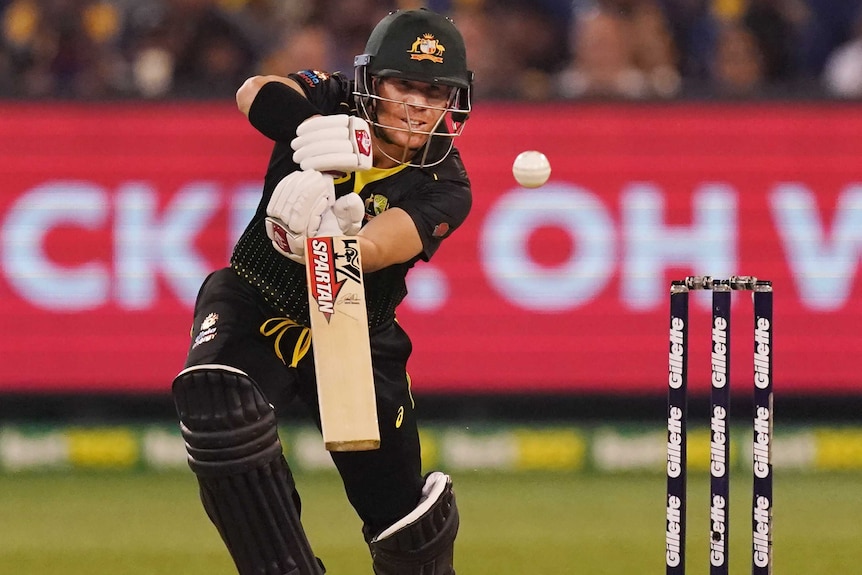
[372,78,452,156]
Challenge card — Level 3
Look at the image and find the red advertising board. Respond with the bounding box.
[1,102,860,395]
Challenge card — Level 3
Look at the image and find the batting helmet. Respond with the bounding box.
[353,8,473,166]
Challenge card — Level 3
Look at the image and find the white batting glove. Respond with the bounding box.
[264,170,334,263]
[291,114,373,176]
[333,194,364,236]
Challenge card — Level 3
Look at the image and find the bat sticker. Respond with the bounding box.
[308,237,362,322]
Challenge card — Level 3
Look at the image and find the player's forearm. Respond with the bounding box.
[236,75,305,116]
[357,208,423,272]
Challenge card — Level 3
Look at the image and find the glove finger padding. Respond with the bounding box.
[333,193,364,236]
[265,170,335,261]
[294,140,354,161]
[292,126,351,147]
[291,114,373,175]
[295,114,352,137]
[285,181,333,234]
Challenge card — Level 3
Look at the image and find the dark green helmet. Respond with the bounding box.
[356,8,471,89]
[353,8,473,167]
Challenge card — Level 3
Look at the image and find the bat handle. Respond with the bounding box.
[318,207,342,237]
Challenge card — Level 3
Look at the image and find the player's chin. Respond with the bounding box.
[383,130,429,153]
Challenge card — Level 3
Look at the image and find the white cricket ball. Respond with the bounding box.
[512,150,551,188]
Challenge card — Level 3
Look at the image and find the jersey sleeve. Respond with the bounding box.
[399,179,472,261]
[287,70,353,114]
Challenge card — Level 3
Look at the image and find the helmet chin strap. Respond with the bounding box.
[373,126,453,168]
[371,110,430,166]
[364,93,411,164]
[372,124,418,166]
[368,103,453,168]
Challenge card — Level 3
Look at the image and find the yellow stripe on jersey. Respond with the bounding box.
[352,164,408,194]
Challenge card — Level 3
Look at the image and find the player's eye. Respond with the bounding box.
[425,85,451,102]
[390,79,450,105]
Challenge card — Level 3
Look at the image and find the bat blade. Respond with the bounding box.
[305,227,380,452]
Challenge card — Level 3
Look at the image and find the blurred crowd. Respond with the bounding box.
[1,0,861,100]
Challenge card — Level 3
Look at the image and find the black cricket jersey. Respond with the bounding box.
[230,70,472,328]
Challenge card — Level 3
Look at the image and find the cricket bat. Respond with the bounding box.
[305,208,380,451]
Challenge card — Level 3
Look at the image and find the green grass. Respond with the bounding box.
[0,471,859,574]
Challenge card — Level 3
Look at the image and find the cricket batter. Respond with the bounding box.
[171,8,473,575]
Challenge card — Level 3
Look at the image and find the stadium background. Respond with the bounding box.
[1,1,861,574]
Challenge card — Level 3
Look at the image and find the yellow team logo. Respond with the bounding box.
[366,194,390,217]
[395,405,405,428]
[409,34,445,63]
